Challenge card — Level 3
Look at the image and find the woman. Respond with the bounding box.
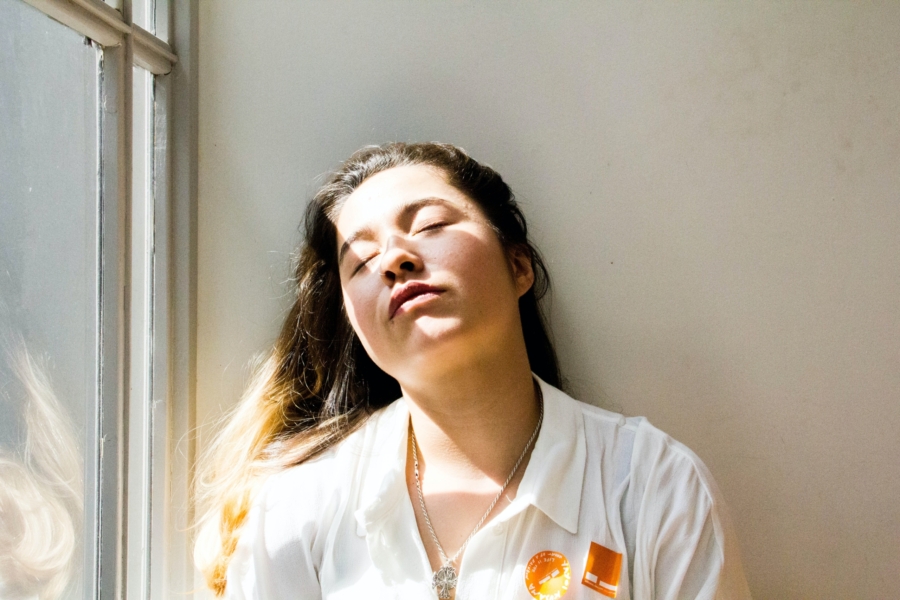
[195,143,751,599]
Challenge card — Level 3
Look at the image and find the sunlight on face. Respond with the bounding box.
[335,164,531,383]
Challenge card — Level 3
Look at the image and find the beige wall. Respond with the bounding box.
[198,2,900,597]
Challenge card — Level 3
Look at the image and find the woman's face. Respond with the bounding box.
[335,164,533,383]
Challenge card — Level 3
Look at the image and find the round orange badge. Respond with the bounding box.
[524,550,571,600]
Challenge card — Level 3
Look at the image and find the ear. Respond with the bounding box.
[507,245,535,298]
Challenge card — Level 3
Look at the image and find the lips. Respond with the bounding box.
[389,282,443,319]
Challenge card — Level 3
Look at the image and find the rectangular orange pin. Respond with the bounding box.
[582,542,622,598]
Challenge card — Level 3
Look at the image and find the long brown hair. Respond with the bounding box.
[194,142,560,594]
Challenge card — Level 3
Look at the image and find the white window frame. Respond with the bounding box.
[17,0,197,597]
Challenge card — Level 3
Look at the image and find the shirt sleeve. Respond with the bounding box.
[629,423,752,600]
[225,470,325,600]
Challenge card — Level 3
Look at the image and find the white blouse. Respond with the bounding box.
[226,377,752,599]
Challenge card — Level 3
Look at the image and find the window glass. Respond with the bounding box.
[0,1,100,597]
[132,0,168,43]
[132,0,152,36]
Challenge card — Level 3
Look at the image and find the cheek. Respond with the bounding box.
[442,234,515,296]
[341,287,365,333]
[341,282,382,347]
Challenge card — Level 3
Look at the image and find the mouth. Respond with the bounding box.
[389,282,443,319]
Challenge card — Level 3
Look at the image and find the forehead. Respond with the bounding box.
[335,164,474,234]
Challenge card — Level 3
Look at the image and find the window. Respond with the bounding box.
[0,0,195,597]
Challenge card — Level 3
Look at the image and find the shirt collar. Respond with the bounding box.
[511,375,586,534]
[354,375,587,536]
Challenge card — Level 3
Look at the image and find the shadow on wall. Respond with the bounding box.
[0,335,82,599]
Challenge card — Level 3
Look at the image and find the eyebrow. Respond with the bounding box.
[337,197,458,265]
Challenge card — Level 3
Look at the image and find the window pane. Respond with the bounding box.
[132,0,152,36]
[0,1,100,598]
[133,0,169,43]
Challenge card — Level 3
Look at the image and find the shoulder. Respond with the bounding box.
[242,439,346,565]
[540,381,717,516]
[258,447,342,529]
[627,418,722,513]
[558,385,718,505]
[555,384,728,539]
[247,399,406,552]
[620,421,751,598]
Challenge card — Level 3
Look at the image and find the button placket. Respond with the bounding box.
[492,516,510,599]
[452,515,512,599]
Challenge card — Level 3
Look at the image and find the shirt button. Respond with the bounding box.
[492,522,506,535]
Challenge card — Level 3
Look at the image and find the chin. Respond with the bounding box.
[406,315,466,345]
[401,317,491,368]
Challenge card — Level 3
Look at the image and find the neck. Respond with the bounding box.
[400,346,540,484]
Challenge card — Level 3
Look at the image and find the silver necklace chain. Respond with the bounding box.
[411,384,544,598]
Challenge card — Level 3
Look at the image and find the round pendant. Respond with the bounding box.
[432,564,458,599]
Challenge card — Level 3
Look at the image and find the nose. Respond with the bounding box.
[379,237,423,284]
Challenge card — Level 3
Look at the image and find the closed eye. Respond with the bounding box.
[415,221,447,234]
[352,253,378,276]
